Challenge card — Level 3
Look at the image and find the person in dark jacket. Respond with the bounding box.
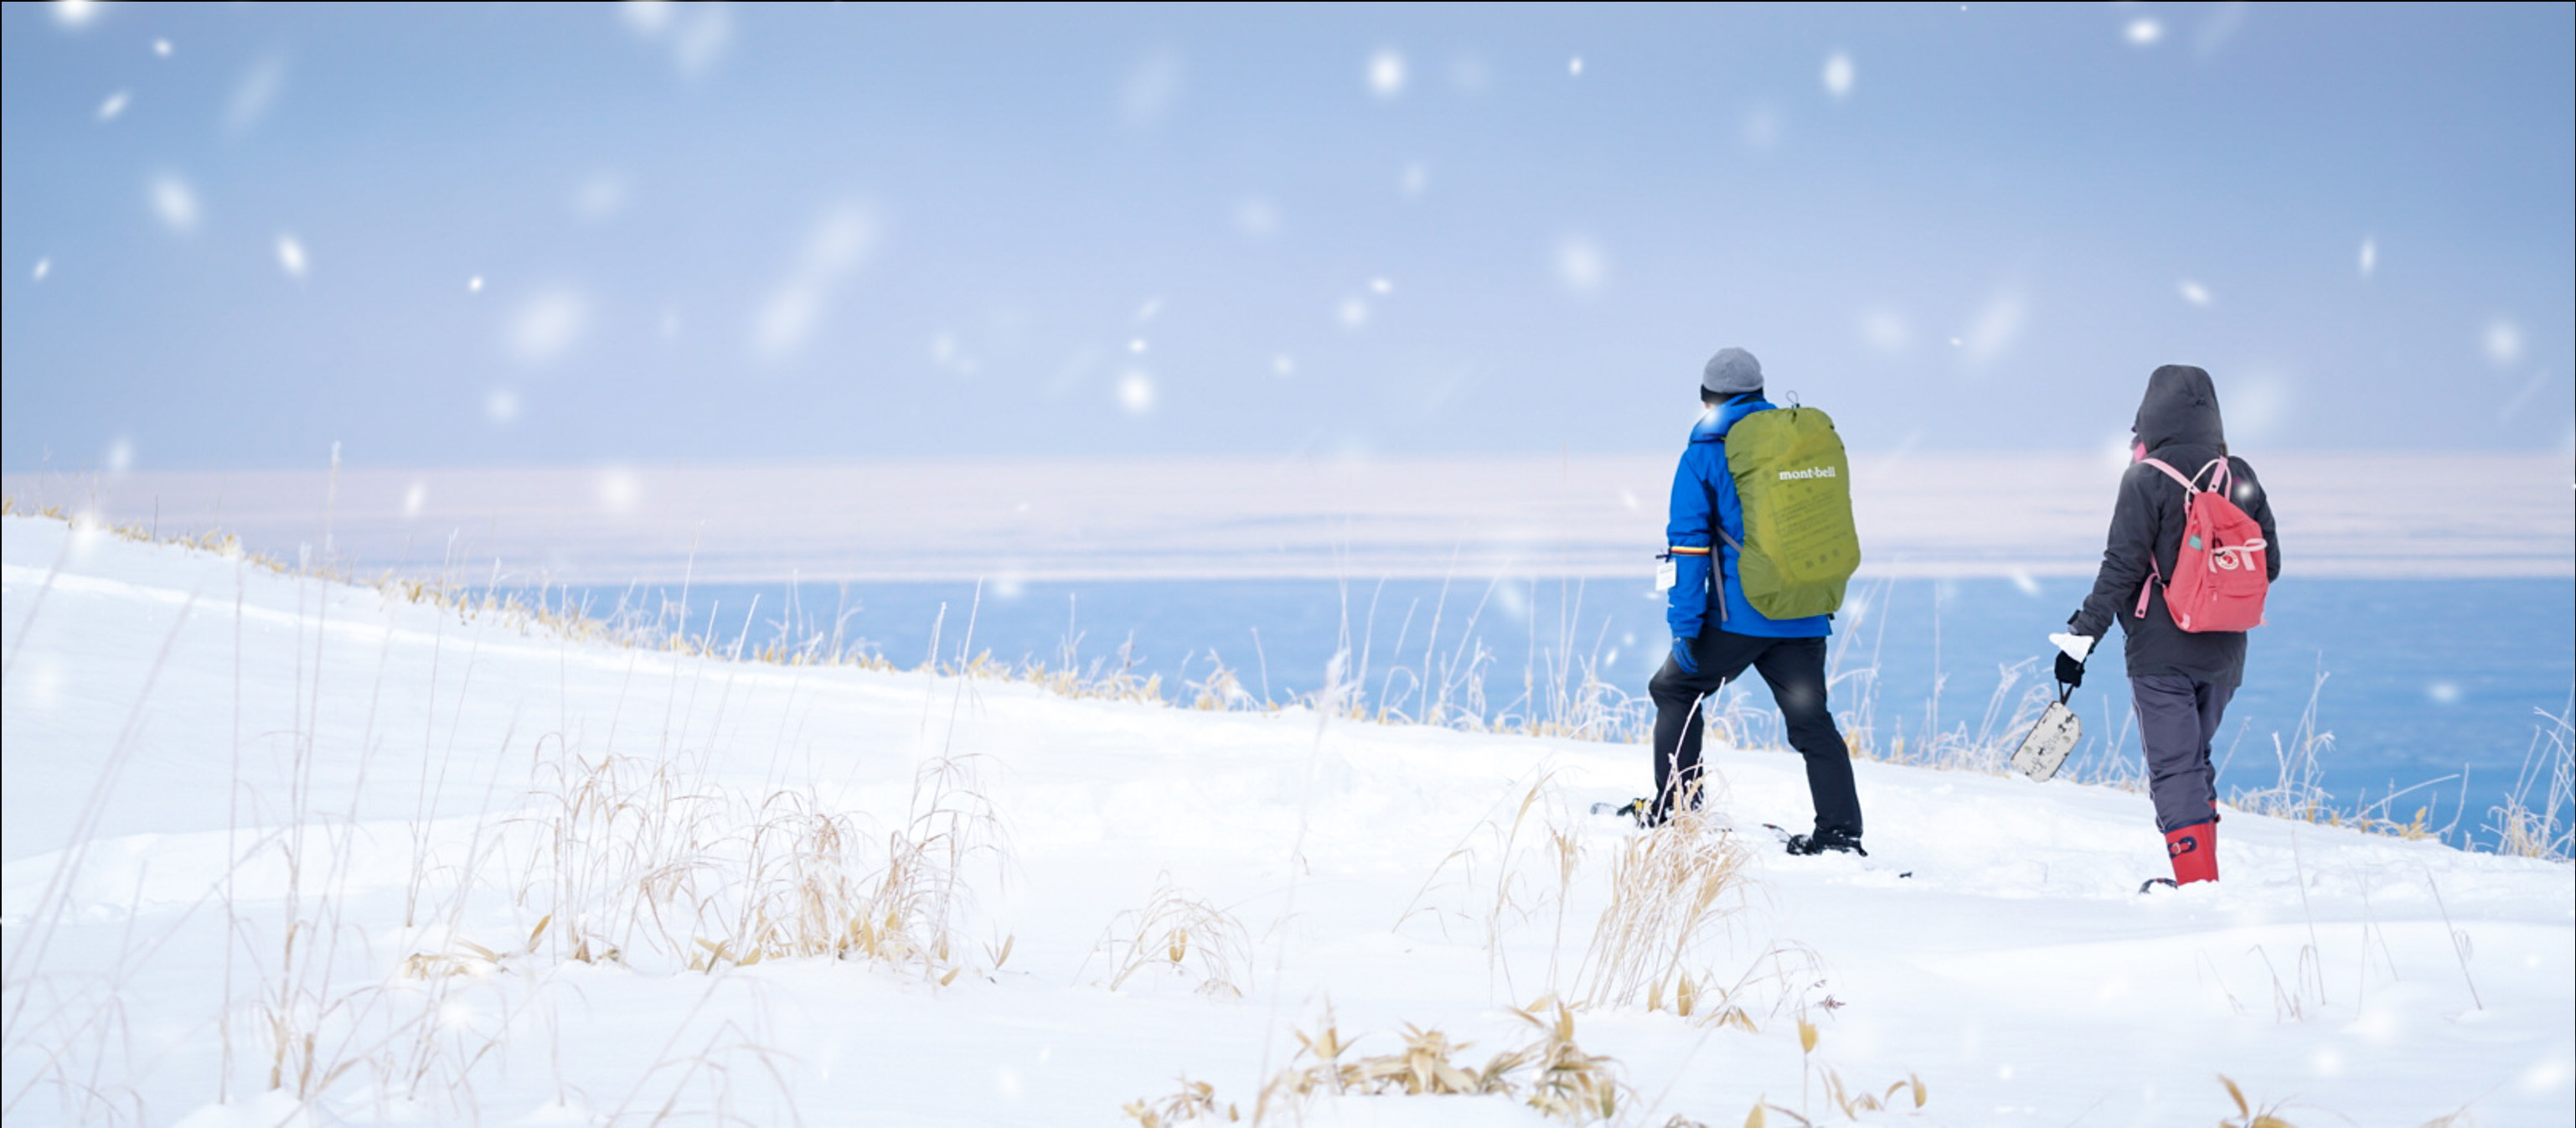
[1641,348,1864,855]
[2055,365,2281,887]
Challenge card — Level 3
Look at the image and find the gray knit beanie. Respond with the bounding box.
[1701,348,1763,396]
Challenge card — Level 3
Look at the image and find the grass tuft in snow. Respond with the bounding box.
[2487,704,2574,861]
[1575,810,1752,1014]
[2217,1073,2303,1128]
[1217,999,1627,1125]
[1088,875,1253,997]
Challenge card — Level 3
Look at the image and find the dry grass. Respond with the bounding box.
[1090,876,1253,997]
[1123,1075,1236,1126]
[515,746,1003,981]
[1574,810,1753,1015]
[2486,705,2573,862]
[1396,774,1588,998]
[1159,1001,1628,1126]
[1402,777,1812,1032]
[1709,1012,1930,1126]
[2217,1074,2301,1128]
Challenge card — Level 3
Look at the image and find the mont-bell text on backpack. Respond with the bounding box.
[1723,407,1861,621]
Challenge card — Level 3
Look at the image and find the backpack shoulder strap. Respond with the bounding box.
[2138,457,2196,492]
[1698,443,1738,624]
[2131,458,2191,619]
[2194,457,2232,494]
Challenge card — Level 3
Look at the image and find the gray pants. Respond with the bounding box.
[2132,674,2236,833]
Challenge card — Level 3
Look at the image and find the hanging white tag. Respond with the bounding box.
[1655,557,1678,592]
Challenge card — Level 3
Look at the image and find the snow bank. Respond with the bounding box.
[3,514,2568,1125]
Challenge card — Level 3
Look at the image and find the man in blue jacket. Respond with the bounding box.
[1645,348,1864,855]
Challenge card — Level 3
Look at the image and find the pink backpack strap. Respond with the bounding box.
[2138,457,2197,491]
[2194,458,2231,494]
[2132,458,2194,618]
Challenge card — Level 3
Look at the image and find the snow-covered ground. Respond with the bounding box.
[3,512,2569,1126]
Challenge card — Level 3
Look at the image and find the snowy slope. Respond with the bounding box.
[3,513,2569,1127]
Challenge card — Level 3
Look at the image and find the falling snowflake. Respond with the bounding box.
[2177,280,2212,306]
[1234,198,1279,239]
[276,234,307,278]
[570,173,627,224]
[625,0,730,80]
[1740,105,1783,152]
[96,90,129,121]
[752,204,877,360]
[1121,50,1184,129]
[1117,370,1156,415]
[2483,319,2523,365]
[508,289,589,365]
[1822,52,1854,100]
[1959,291,2026,365]
[1861,310,1910,354]
[149,174,199,234]
[1368,49,1406,99]
[1554,236,1607,293]
[2126,18,2162,45]
[596,467,642,515]
[225,55,286,135]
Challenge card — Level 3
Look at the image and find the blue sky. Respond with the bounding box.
[3,2,2569,472]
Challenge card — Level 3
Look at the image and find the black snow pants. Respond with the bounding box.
[2132,674,2235,833]
[1648,631,1861,835]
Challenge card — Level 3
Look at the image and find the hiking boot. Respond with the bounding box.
[1784,827,1866,856]
[2164,822,2218,885]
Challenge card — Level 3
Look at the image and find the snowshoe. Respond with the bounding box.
[1760,824,1908,876]
[1782,826,1867,857]
[2139,877,2180,894]
[1590,798,1656,827]
[2011,697,2082,782]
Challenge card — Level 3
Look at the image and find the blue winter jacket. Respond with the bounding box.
[1665,396,1834,640]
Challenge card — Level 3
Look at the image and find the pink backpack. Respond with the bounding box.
[2135,457,2269,633]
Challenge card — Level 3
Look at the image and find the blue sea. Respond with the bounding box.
[524,575,2573,845]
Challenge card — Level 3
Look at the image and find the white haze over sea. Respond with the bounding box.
[8,452,2567,586]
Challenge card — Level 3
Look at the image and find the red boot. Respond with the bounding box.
[2166,821,2218,885]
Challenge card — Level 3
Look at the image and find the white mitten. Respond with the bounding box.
[2047,633,2095,662]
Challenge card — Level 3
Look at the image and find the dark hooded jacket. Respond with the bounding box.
[2068,365,2283,686]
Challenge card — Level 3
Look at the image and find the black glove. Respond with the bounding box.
[2055,650,2086,689]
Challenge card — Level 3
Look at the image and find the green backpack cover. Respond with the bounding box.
[1719,406,1861,619]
